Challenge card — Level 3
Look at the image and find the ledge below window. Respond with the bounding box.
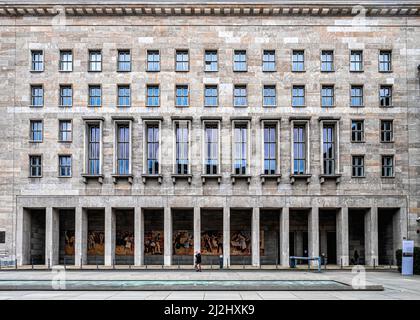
[260,174,281,185]
[231,174,251,185]
[171,174,192,184]
[201,174,222,184]
[289,174,311,184]
[319,174,342,184]
[111,174,133,184]
[141,174,163,184]
[81,174,104,184]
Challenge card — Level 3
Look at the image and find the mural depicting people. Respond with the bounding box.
[144,231,164,255]
[201,231,223,255]
[230,231,251,255]
[115,231,134,256]
[173,231,193,255]
[87,231,105,255]
[64,230,75,255]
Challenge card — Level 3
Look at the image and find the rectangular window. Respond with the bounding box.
[380,86,392,107]
[30,120,43,142]
[321,50,334,72]
[350,50,363,71]
[116,124,130,175]
[262,50,276,72]
[147,50,160,72]
[263,85,276,107]
[0,231,5,244]
[176,50,189,72]
[59,120,72,142]
[204,123,219,175]
[60,85,72,107]
[292,85,305,107]
[292,50,304,72]
[350,85,363,107]
[205,50,218,72]
[117,85,131,107]
[293,124,306,174]
[146,123,160,175]
[175,121,189,174]
[234,85,247,107]
[88,85,101,107]
[379,51,392,72]
[322,124,336,175]
[31,50,43,72]
[321,85,334,107]
[351,120,364,142]
[382,155,394,177]
[146,85,159,107]
[87,124,100,175]
[233,50,247,72]
[88,50,102,72]
[352,156,364,177]
[29,155,42,177]
[204,85,218,107]
[117,50,131,72]
[59,155,72,177]
[31,85,43,107]
[381,120,393,142]
[263,123,277,175]
[233,123,248,174]
[175,85,189,107]
[59,50,73,72]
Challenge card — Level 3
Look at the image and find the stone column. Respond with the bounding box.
[393,207,408,262]
[336,207,349,266]
[223,207,230,267]
[308,207,319,262]
[280,207,289,267]
[164,207,172,266]
[75,207,87,266]
[134,207,144,266]
[45,207,59,266]
[104,207,116,266]
[365,207,378,266]
[251,207,260,267]
[16,207,31,266]
[193,207,201,265]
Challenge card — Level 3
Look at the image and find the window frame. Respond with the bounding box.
[233,84,248,107]
[381,155,395,178]
[59,50,73,72]
[379,50,392,72]
[117,84,131,108]
[350,119,365,143]
[143,120,162,175]
[146,50,160,72]
[59,84,73,107]
[350,85,364,107]
[232,120,251,175]
[114,120,132,176]
[173,119,192,175]
[30,84,44,107]
[320,120,339,176]
[320,50,334,72]
[261,120,280,175]
[146,84,160,107]
[202,120,221,175]
[352,155,365,178]
[350,50,364,72]
[204,84,218,107]
[204,50,218,72]
[83,120,103,176]
[321,85,335,108]
[380,119,394,143]
[117,49,131,72]
[233,50,247,72]
[30,50,44,72]
[175,49,189,72]
[379,85,393,107]
[292,85,305,107]
[291,120,310,175]
[262,84,277,108]
[88,50,102,72]
[88,84,102,107]
[29,154,42,178]
[292,50,305,72]
[58,154,72,178]
[175,84,189,107]
[29,119,43,143]
[58,119,73,143]
[262,50,276,72]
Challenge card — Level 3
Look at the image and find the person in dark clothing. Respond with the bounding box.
[195,251,202,272]
[354,250,360,265]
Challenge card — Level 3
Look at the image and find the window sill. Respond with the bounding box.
[319,174,342,184]
[351,140,365,143]
[350,105,365,108]
[146,105,160,108]
[380,106,394,108]
[380,140,395,144]
[201,174,222,184]
[289,174,311,184]
[260,174,281,185]
[233,70,248,73]
[291,70,306,73]
[379,70,393,73]
[59,70,73,73]
[204,70,218,73]
[141,174,163,184]
[117,70,131,73]
[29,105,43,108]
[59,105,72,108]
[320,70,335,73]
[352,176,366,179]
[58,140,72,143]
[292,105,306,108]
[175,105,190,108]
[87,105,102,108]
[321,105,336,108]
[28,176,42,179]
[146,70,160,73]
[29,140,42,143]
[231,174,251,185]
[30,70,44,73]
[263,105,277,108]
[262,70,276,73]
[171,174,192,184]
[349,70,364,73]
[381,176,395,179]
[58,176,72,179]
[204,105,218,108]
[234,105,248,108]
[116,105,131,108]
[81,174,104,184]
[111,174,133,184]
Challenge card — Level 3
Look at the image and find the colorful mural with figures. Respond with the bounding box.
[144,231,163,255]
[115,231,134,256]
[64,230,75,255]
[173,230,194,255]
[201,231,223,255]
[87,231,105,256]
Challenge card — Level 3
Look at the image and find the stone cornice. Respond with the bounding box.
[0,1,419,17]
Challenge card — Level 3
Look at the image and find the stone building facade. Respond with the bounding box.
[0,0,419,267]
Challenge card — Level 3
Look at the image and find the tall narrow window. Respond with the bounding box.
[204,85,218,107]
[234,85,247,107]
[381,120,393,142]
[321,50,334,72]
[175,121,189,174]
[88,85,101,107]
[322,124,336,175]
[292,85,305,107]
[147,50,160,71]
[263,123,277,174]
[117,50,131,72]
[31,50,43,72]
[117,85,131,107]
[292,50,304,72]
[59,155,72,177]
[31,85,43,107]
[146,85,159,107]
[321,85,334,107]
[60,85,72,107]
[350,85,363,107]
[175,85,189,107]
[87,124,100,175]
[205,50,218,72]
[350,50,363,71]
[59,120,72,142]
[88,50,102,72]
[381,155,394,177]
[204,123,219,175]
[379,51,392,72]
[352,156,364,177]
[176,50,189,72]
[29,155,42,177]
[30,120,43,142]
[293,124,306,174]
[263,85,276,107]
[262,50,276,72]
[233,50,247,72]
[380,86,392,107]
[116,124,130,175]
[351,120,364,142]
[146,123,159,174]
[233,123,248,175]
[59,50,73,72]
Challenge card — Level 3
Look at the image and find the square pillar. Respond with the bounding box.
[251,207,260,267]
[16,207,31,266]
[336,207,349,266]
[223,207,230,267]
[280,207,289,267]
[193,207,201,265]
[164,207,172,266]
[134,207,144,266]
[75,207,87,266]
[393,207,408,257]
[104,207,116,266]
[365,207,378,266]
[45,207,59,266]
[308,207,319,259]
